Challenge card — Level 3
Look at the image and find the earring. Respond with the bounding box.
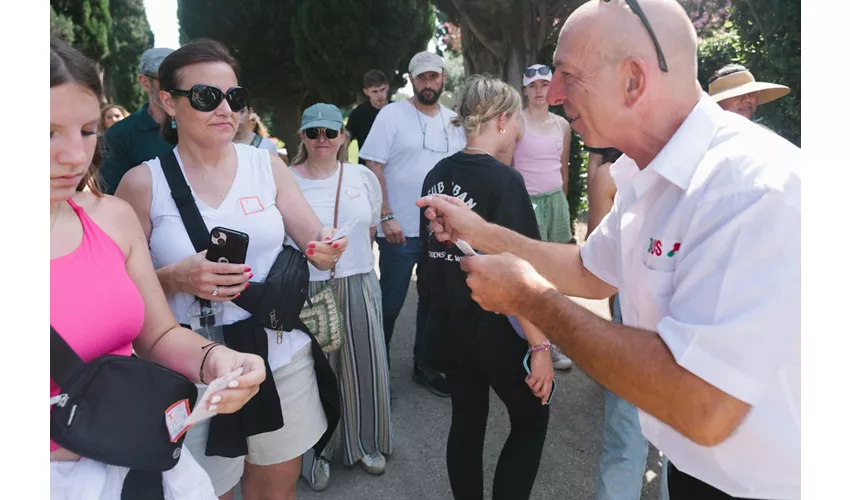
[171,117,177,129]
[499,128,505,134]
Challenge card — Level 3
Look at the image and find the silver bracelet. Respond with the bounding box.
[380,214,395,223]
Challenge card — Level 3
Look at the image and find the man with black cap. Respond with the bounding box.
[101,47,175,194]
[359,51,466,397]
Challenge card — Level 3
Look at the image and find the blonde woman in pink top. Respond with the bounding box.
[511,64,574,370]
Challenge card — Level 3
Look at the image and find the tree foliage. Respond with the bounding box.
[103,0,154,111]
[729,0,800,146]
[697,29,742,90]
[178,0,434,158]
[50,5,76,44]
[51,0,113,64]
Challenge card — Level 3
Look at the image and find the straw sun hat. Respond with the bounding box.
[708,68,790,105]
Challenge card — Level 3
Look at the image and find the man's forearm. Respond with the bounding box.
[365,160,391,213]
[525,288,750,446]
[476,224,605,298]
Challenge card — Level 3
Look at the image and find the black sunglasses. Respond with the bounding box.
[524,66,552,78]
[604,0,668,72]
[167,84,249,112]
[304,127,340,140]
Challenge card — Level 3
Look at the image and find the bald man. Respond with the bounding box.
[416,1,800,499]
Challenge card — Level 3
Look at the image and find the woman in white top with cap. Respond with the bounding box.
[290,104,392,491]
[116,39,347,500]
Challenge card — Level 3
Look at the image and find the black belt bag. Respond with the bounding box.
[50,325,199,471]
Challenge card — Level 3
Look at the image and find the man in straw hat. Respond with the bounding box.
[708,63,791,121]
[417,0,800,498]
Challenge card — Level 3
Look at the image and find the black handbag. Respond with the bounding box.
[50,325,199,472]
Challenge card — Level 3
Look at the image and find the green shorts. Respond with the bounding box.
[530,189,573,243]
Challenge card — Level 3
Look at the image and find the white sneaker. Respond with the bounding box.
[308,457,330,491]
[360,451,387,475]
[551,345,574,370]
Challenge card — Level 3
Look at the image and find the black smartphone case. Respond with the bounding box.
[206,226,250,264]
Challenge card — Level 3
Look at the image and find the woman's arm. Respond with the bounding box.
[587,163,617,237]
[90,195,265,411]
[559,117,571,197]
[269,154,346,270]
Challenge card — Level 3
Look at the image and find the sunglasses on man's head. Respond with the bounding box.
[524,66,552,79]
[304,127,340,140]
[167,84,249,113]
[603,0,668,72]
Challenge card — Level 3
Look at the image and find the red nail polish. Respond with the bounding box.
[248,273,254,279]
[307,249,314,255]
[325,237,332,241]
[245,283,250,289]
[235,293,242,298]
[332,242,339,248]
[308,243,316,249]
[245,267,252,272]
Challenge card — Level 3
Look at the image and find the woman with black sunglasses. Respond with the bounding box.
[288,104,392,491]
[115,39,347,500]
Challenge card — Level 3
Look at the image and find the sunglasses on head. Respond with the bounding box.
[167,84,249,113]
[524,66,552,79]
[603,0,668,72]
[304,127,340,140]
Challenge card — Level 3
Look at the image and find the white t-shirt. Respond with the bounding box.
[582,94,800,499]
[146,144,311,373]
[292,162,382,281]
[358,99,466,237]
[257,136,279,155]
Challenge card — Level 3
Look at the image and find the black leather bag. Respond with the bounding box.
[50,326,198,471]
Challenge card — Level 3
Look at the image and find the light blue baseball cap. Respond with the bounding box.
[299,103,344,131]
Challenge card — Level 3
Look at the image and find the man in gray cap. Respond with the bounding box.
[100,47,175,194]
[359,51,466,397]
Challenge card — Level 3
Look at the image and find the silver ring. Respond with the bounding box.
[333,255,340,263]
[212,286,219,297]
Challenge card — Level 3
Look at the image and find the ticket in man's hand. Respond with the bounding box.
[186,367,244,425]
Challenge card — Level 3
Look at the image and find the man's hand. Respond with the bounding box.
[416,194,488,246]
[459,253,557,317]
[381,218,406,245]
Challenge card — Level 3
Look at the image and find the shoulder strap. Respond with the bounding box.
[159,150,209,253]
[51,325,84,387]
[250,134,263,148]
[330,162,344,279]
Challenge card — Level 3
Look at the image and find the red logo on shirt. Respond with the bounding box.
[647,238,681,257]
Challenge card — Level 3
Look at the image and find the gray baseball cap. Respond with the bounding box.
[409,51,445,78]
[139,48,175,77]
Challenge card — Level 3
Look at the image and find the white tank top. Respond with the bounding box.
[146,143,310,371]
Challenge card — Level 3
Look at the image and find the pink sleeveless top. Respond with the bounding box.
[50,199,145,452]
[512,119,565,195]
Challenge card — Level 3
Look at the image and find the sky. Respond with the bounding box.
[144,0,180,49]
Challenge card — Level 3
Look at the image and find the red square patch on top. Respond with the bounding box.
[239,196,264,215]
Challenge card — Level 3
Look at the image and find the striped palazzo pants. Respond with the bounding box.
[301,270,393,472]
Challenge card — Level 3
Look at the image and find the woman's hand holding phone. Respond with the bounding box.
[173,250,252,301]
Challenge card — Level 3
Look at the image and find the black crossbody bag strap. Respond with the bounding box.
[159,151,209,252]
[51,325,84,388]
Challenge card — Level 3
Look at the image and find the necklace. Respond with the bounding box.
[464,147,492,156]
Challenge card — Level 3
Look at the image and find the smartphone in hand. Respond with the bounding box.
[206,227,250,265]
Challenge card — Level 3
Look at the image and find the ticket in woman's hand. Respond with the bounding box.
[186,367,244,425]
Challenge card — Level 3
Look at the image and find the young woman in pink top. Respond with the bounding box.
[50,37,266,500]
[511,64,574,370]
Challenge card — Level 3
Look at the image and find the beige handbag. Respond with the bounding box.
[300,162,345,353]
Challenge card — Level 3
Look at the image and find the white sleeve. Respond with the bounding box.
[359,165,383,227]
[358,106,394,164]
[657,188,800,404]
[260,138,279,155]
[579,194,623,288]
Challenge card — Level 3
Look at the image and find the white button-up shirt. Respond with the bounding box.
[581,94,800,499]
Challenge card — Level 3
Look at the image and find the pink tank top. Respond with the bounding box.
[512,119,565,195]
[50,199,145,452]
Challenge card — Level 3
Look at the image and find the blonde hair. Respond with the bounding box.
[291,129,350,166]
[98,104,130,133]
[450,74,522,137]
